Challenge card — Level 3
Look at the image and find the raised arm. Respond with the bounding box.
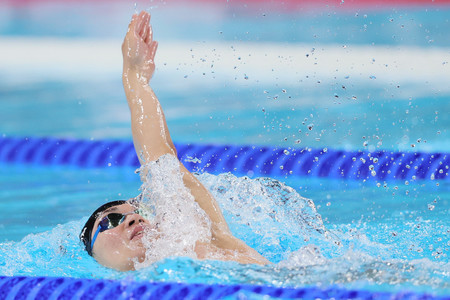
[122,12,269,264]
[122,11,231,234]
[122,12,175,161]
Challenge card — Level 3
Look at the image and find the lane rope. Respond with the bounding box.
[0,136,448,181]
[0,276,447,300]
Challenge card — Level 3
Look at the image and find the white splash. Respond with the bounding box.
[134,154,211,269]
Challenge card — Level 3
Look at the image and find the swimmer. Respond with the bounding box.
[80,11,269,271]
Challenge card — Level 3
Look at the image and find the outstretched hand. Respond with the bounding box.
[122,11,158,83]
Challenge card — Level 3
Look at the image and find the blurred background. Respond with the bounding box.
[1,0,449,152]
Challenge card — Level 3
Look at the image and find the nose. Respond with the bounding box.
[124,213,146,227]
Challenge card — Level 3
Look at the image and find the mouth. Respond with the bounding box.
[130,225,146,241]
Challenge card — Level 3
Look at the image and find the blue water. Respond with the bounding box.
[0,0,449,296]
[2,79,449,153]
[0,165,448,294]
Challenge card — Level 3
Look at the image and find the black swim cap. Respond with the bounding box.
[80,200,127,256]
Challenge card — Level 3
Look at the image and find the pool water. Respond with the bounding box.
[0,164,448,294]
[0,0,449,297]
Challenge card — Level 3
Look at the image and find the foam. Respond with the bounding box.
[135,154,212,268]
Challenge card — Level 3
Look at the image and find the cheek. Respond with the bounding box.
[100,230,125,249]
[92,230,147,271]
[94,232,129,264]
[94,228,133,256]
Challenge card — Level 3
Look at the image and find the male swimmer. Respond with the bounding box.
[80,11,269,271]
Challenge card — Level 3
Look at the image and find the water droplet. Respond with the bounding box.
[369,75,377,79]
[371,170,377,176]
[217,186,226,194]
[373,158,379,163]
[428,204,435,211]
[326,202,331,206]
[307,124,314,130]
[283,149,290,155]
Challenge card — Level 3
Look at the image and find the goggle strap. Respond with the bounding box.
[90,224,102,251]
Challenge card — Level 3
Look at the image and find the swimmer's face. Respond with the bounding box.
[90,203,151,271]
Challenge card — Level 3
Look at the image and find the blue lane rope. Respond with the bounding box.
[0,276,447,300]
[0,136,448,181]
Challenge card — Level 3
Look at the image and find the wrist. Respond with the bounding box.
[123,67,150,86]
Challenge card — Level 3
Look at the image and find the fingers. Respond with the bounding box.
[135,11,153,46]
[141,12,150,38]
[142,19,149,40]
[127,13,138,33]
[144,25,152,44]
[127,10,156,55]
[136,11,151,40]
[149,41,158,59]
[135,11,145,36]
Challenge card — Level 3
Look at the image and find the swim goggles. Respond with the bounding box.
[90,209,139,250]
